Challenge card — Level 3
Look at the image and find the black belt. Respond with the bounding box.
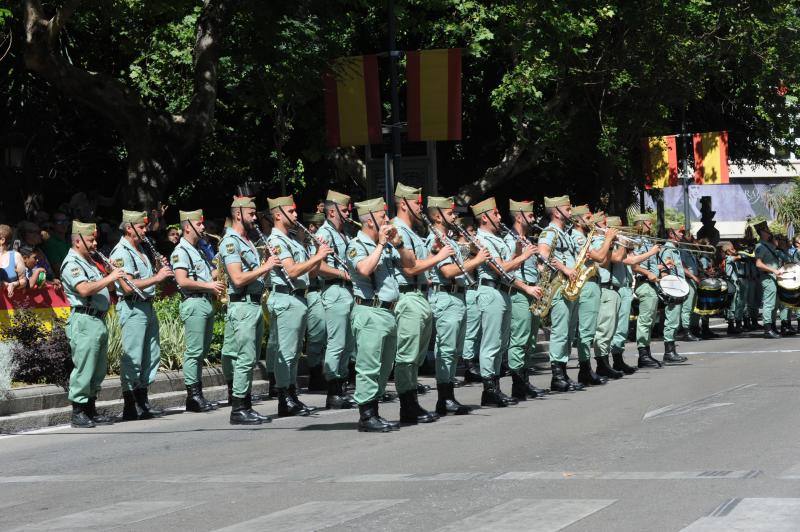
[183,292,211,300]
[306,286,321,293]
[121,295,152,303]
[272,285,308,297]
[399,285,426,294]
[478,278,499,289]
[323,278,351,288]
[72,306,107,319]
[600,282,620,291]
[228,293,261,303]
[354,296,397,310]
[429,284,466,294]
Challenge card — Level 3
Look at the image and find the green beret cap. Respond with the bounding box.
[633,213,654,223]
[509,199,534,213]
[179,209,203,222]
[231,196,256,209]
[544,195,570,208]
[606,216,622,227]
[122,210,147,224]
[354,197,386,218]
[591,212,605,224]
[268,196,295,211]
[72,221,96,237]
[571,205,590,216]
[665,221,683,231]
[395,182,422,200]
[428,196,454,210]
[326,190,351,206]
[470,197,497,217]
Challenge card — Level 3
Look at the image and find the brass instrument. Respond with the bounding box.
[562,226,598,301]
[420,213,476,287]
[618,230,715,254]
[594,225,641,249]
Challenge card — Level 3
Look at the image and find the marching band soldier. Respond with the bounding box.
[537,196,585,392]
[347,197,410,432]
[316,190,358,409]
[678,236,703,341]
[299,212,329,391]
[62,221,124,428]
[753,221,782,338]
[631,214,664,368]
[459,215,483,385]
[609,217,637,374]
[220,196,278,425]
[110,210,173,421]
[695,240,720,338]
[392,183,453,424]
[590,214,625,380]
[659,222,689,364]
[267,196,331,417]
[775,235,797,336]
[172,209,225,412]
[723,241,744,334]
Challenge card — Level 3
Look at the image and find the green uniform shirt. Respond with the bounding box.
[304,237,322,288]
[755,240,782,276]
[392,217,428,286]
[538,223,576,268]
[682,250,700,276]
[425,231,466,286]
[219,227,264,296]
[171,237,213,290]
[60,248,111,311]
[268,227,309,289]
[725,255,739,283]
[660,241,684,278]
[347,231,401,302]
[504,231,539,284]
[316,220,350,276]
[635,237,659,276]
[592,235,612,283]
[109,237,155,298]
[475,228,510,282]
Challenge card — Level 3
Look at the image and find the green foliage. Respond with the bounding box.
[106,309,123,375]
[767,178,800,230]
[2,312,71,390]
[153,294,185,370]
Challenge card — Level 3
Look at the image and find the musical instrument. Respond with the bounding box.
[130,227,188,298]
[421,213,475,287]
[693,277,727,316]
[252,224,296,291]
[562,226,598,301]
[655,274,690,305]
[451,222,515,284]
[499,222,557,271]
[529,263,563,319]
[292,219,349,271]
[777,264,800,308]
[594,225,641,249]
[92,249,147,300]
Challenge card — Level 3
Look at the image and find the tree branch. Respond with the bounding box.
[48,0,82,47]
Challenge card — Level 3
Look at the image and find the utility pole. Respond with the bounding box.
[386,0,401,216]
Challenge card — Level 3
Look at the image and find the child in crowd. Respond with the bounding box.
[19,245,47,290]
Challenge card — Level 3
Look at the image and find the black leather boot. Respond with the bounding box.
[307,364,327,392]
[611,347,637,374]
[339,379,359,408]
[735,319,744,332]
[561,362,586,390]
[480,377,508,406]
[121,390,141,420]
[494,376,518,405]
[71,402,95,428]
[727,320,737,335]
[358,401,391,433]
[781,320,796,336]
[230,396,261,425]
[133,388,163,418]
[662,341,687,364]
[578,359,607,386]
[197,382,218,410]
[325,379,352,409]
[462,358,482,383]
[701,318,718,338]
[681,328,701,342]
[87,397,114,425]
[416,382,431,395]
[510,369,541,399]
[277,388,309,417]
[595,356,623,380]
[267,372,278,398]
[549,362,571,393]
[399,390,437,423]
[435,382,471,416]
[226,380,233,406]
[637,346,662,368]
[185,384,213,413]
[764,323,781,339]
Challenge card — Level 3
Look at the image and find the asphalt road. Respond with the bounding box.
[2,325,800,531]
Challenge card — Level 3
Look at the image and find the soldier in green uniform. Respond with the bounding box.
[347,197,412,432]
[267,196,332,417]
[425,196,489,414]
[723,241,744,334]
[678,238,702,341]
[171,209,226,412]
[299,212,328,391]
[110,210,173,421]
[472,197,538,405]
[459,215,483,384]
[754,221,783,338]
[774,235,796,336]
[658,223,690,364]
[316,190,358,409]
[392,183,454,423]
[503,199,546,399]
[61,221,124,428]
[220,196,280,424]
[630,213,664,368]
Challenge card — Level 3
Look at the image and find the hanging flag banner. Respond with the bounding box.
[693,131,729,184]
[642,135,679,189]
[0,284,71,331]
[407,48,462,142]
[323,55,382,147]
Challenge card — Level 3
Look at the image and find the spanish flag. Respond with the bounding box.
[407,49,462,142]
[693,131,729,185]
[324,55,382,147]
[0,285,71,331]
[642,135,679,189]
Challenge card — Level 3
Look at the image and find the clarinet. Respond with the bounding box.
[500,222,557,272]
[92,250,147,300]
[293,220,350,271]
[135,232,188,298]
[451,223,516,284]
[252,225,296,291]
[419,213,476,287]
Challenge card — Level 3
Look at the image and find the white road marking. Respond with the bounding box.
[681,498,800,531]
[0,424,72,441]
[643,383,755,420]
[778,463,800,479]
[10,500,196,531]
[495,470,760,480]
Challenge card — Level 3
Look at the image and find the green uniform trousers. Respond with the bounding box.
[179,296,214,386]
[265,304,277,374]
[351,304,396,404]
[117,300,160,392]
[66,312,109,404]
[576,279,600,361]
[761,276,777,324]
[549,289,577,363]
[508,290,539,371]
[476,285,511,377]
[223,301,264,398]
[393,290,433,394]
[727,280,744,321]
[635,282,659,348]
[612,286,633,350]
[462,288,481,362]
[430,290,466,384]
[680,280,698,330]
[663,300,681,342]
[321,284,355,381]
[745,278,760,320]
[304,290,326,368]
[267,292,308,389]
[594,287,621,358]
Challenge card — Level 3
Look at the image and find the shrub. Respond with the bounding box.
[154,294,185,370]
[4,311,72,390]
[0,340,19,399]
[105,309,122,375]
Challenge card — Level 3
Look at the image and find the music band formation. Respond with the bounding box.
[60,186,798,431]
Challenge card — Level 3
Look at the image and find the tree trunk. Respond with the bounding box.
[126,141,175,209]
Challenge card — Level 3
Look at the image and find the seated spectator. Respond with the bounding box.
[16,221,60,290]
[19,245,47,290]
[0,224,25,297]
[41,211,71,272]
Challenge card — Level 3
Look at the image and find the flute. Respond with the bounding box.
[420,213,476,287]
[252,225,296,291]
[92,250,147,300]
[451,223,516,284]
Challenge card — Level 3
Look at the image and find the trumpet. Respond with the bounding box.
[92,249,148,300]
[593,225,642,249]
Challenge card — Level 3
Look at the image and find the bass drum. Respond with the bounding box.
[656,274,690,305]
[694,278,726,316]
[778,264,800,309]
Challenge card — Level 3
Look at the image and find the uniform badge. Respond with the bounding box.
[171,254,180,264]
[274,244,282,255]
[114,258,124,268]
[70,267,81,277]
[348,248,357,258]
[225,243,235,254]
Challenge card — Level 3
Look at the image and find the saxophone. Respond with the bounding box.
[204,233,228,306]
[562,226,598,301]
[529,228,564,319]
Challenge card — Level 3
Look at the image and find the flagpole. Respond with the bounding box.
[386,0,401,217]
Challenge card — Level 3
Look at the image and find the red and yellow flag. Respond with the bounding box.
[693,131,729,184]
[407,49,462,142]
[0,285,71,331]
[642,135,679,189]
[323,55,382,147]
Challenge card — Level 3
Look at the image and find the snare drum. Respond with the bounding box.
[694,278,726,316]
[656,274,690,305]
[778,264,800,309]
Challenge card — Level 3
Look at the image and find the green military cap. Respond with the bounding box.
[72,220,96,236]
[632,213,654,223]
[606,216,622,227]
[121,209,147,224]
[303,212,324,225]
[428,196,454,210]
[591,212,605,224]
[326,190,351,206]
[231,196,256,209]
[471,197,497,217]
[664,221,682,231]
[395,182,422,200]
[179,209,203,222]
[509,199,533,213]
[544,195,570,208]
[268,195,295,211]
[571,204,590,216]
[354,197,386,218]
